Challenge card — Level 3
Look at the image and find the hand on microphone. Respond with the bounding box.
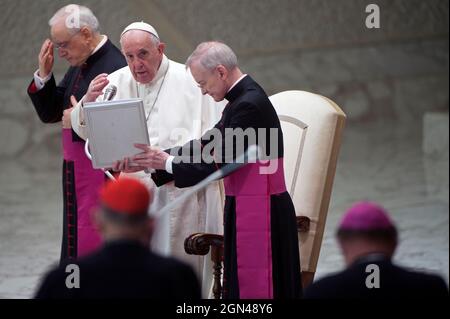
[85,73,109,103]
[103,85,117,101]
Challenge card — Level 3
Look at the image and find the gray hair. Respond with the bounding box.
[49,4,100,34]
[186,41,238,71]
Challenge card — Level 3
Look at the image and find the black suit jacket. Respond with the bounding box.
[34,240,201,299]
[152,75,284,188]
[151,76,302,299]
[303,255,448,299]
[27,39,126,141]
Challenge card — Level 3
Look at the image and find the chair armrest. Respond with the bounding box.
[184,233,224,299]
[184,233,224,255]
[183,215,311,299]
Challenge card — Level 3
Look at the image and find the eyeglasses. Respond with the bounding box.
[52,31,80,50]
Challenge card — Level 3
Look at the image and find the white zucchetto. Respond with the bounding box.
[121,21,159,39]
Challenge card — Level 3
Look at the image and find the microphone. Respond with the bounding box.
[103,85,117,101]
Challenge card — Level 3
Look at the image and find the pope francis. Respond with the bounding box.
[70,22,225,298]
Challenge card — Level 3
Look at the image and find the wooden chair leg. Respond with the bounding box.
[301,271,315,290]
[185,216,312,298]
[184,233,224,299]
[211,245,223,299]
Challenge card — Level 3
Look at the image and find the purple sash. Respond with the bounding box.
[62,129,103,257]
[223,158,286,299]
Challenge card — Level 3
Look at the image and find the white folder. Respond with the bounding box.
[84,98,150,169]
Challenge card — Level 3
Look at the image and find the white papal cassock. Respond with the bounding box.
[71,55,226,298]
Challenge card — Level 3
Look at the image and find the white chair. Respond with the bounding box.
[269,90,346,288]
[184,90,346,297]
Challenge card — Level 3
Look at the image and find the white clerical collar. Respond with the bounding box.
[91,35,108,55]
[228,74,247,93]
[140,54,169,88]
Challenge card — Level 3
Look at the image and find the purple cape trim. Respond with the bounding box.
[62,129,103,257]
[223,158,286,298]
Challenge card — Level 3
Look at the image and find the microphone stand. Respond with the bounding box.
[84,86,118,181]
[84,139,116,180]
[151,145,260,219]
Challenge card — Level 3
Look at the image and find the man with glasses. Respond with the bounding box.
[27,4,126,262]
[114,41,302,299]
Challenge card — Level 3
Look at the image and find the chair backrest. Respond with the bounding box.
[269,91,346,276]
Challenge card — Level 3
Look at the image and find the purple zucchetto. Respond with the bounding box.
[338,201,395,231]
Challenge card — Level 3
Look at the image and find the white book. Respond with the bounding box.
[84,98,150,169]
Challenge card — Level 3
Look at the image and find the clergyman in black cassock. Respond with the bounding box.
[304,201,449,299]
[27,5,127,261]
[141,42,302,299]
